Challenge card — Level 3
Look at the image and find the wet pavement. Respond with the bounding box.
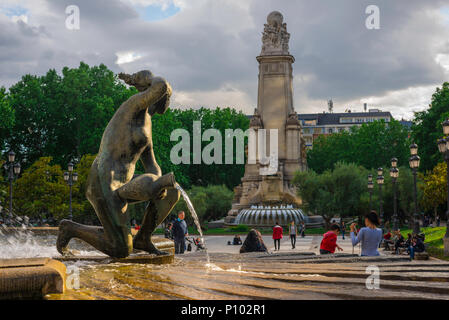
[46,235,449,300]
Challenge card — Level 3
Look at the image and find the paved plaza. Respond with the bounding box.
[195,235,361,255]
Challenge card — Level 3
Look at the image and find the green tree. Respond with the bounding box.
[412,82,449,172]
[293,163,368,228]
[13,157,71,220]
[152,107,249,190]
[6,63,136,168]
[420,162,447,219]
[307,120,410,174]
[0,87,14,152]
[70,154,98,224]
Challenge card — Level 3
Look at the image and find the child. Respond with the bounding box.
[320,224,343,254]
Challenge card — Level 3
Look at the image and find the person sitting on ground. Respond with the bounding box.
[350,211,383,256]
[405,233,412,248]
[383,231,394,250]
[393,231,406,254]
[233,235,242,245]
[319,224,343,255]
[408,234,425,260]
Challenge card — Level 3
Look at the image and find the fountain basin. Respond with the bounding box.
[0,258,66,299]
[232,205,306,226]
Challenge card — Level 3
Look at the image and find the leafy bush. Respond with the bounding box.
[230,224,250,232]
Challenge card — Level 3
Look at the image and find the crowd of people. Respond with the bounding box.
[159,209,429,261]
[269,210,428,260]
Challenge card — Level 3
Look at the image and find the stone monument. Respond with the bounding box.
[226,11,306,227]
[57,70,180,259]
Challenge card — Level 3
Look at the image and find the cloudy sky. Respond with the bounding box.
[1,0,449,120]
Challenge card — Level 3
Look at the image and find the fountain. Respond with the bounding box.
[175,184,210,264]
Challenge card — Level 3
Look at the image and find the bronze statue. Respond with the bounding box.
[57,70,180,258]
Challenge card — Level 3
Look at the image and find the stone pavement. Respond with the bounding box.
[198,235,361,255]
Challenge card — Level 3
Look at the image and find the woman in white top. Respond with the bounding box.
[350,211,383,256]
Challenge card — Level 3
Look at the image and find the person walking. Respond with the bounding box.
[300,222,306,238]
[320,224,343,254]
[289,221,298,249]
[350,211,383,256]
[340,221,346,240]
[272,222,283,251]
[437,215,441,227]
[172,211,188,254]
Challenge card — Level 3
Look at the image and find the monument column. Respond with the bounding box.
[225,11,305,226]
[256,11,296,168]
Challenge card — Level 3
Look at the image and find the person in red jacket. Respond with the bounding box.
[320,224,343,254]
[272,222,283,251]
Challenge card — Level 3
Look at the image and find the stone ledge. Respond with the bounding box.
[54,253,174,265]
[0,258,66,299]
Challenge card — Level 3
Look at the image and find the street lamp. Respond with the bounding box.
[4,151,21,218]
[390,158,399,231]
[377,168,384,230]
[409,143,421,234]
[437,119,449,256]
[368,174,374,211]
[64,162,78,221]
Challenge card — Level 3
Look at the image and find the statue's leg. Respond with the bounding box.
[133,188,180,255]
[116,173,180,255]
[57,220,131,258]
[57,166,133,258]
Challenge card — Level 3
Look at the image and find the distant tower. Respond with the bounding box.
[328,99,334,113]
[364,103,367,112]
[225,11,305,227]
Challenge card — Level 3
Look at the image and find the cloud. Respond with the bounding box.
[0,0,448,120]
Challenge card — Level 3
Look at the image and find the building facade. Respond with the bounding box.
[299,110,393,149]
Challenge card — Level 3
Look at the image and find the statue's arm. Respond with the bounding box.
[125,77,170,114]
[140,144,162,177]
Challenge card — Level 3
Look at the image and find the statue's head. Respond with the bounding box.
[151,95,170,115]
[119,70,153,92]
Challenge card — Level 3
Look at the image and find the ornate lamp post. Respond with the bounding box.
[3,151,21,218]
[64,162,78,221]
[437,119,449,255]
[377,168,384,230]
[368,174,374,211]
[409,143,421,234]
[390,158,399,231]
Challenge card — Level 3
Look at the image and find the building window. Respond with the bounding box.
[304,120,316,126]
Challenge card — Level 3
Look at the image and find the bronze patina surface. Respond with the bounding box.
[57,70,180,259]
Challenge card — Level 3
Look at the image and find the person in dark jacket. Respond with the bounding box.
[164,223,173,240]
[172,211,188,254]
[408,235,425,260]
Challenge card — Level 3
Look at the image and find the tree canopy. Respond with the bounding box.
[412,82,449,172]
[307,119,411,174]
[4,62,136,168]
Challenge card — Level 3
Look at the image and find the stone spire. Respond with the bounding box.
[261,11,290,56]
